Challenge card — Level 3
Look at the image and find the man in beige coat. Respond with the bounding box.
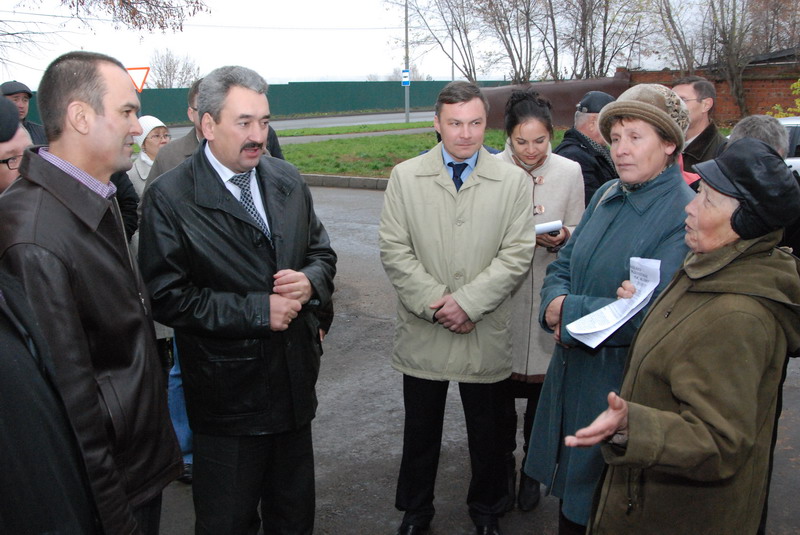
[379,81,536,535]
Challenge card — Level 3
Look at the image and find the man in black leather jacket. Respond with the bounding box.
[138,65,337,535]
[0,51,181,535]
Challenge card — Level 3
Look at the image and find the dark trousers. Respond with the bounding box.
[395,374,507,527]
[193,425,315,535]
[132,493,163,535]
[500,379,545,461]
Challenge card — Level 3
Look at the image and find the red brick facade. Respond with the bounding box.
[623,64,800,124]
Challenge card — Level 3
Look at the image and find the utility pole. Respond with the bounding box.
[404,0,410,123]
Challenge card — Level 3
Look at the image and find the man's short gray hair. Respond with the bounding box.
[574,110,592,129]
[729,115,789,157]
[198,66,268,123]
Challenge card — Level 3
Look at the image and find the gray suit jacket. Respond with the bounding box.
[144,130,200,192]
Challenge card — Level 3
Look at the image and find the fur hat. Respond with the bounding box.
[598,84,689,148]
[0,97,20,143]
[694,138,800,239]
[133,115,166,147]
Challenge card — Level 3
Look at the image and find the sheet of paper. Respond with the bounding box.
[535,220,562,235]
[565,257,661,348]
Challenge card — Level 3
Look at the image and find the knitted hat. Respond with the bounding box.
[694,138,800,239]
[133,115,166,147]
[0,97,20,143]
[1,80,33,97]
[577,91,615,113]
[598,84,689,148]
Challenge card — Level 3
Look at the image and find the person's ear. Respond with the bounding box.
[66,101,91,135]
[201,112,215,141]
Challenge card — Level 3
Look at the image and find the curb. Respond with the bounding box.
[302,174,388,191]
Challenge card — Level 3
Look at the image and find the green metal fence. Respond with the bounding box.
[28,80,508,124]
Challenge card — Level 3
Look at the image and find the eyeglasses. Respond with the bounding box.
[147,133,172,141]
[680,97,706,103]
[0,155,22,170]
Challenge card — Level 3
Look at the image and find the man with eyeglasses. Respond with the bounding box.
[672,76,726,174]
[0,98,32,193]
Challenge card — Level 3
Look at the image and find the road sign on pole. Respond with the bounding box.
[401,69,410,87]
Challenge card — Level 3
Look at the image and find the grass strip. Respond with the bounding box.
[283,129,565,178]
[277,121,433,137]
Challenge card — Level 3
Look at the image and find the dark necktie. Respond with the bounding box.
[229,171,271,240]
[448,162,468,191]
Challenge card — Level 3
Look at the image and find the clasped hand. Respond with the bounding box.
[270,269,312,331]
[430,294,474,334]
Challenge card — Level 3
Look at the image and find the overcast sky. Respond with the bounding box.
[1,0,483,90]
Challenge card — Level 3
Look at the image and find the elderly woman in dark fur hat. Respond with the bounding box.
[566,138,800,534]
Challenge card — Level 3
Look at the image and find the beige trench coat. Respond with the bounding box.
[379,144,536,383]
[497,144,585,378]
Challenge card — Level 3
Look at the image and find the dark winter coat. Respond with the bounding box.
[525,164,694,525]
[591,231,800,534]
[554,128,618,206]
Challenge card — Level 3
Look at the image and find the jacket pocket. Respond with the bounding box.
[197,338,269,416]
[97,375,129,451]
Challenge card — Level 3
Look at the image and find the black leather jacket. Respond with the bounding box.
[138,143,337,436]
[0,147,182,535]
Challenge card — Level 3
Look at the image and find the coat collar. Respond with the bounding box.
[18,146,112,232]
[598,163,685,215]
[189,141,297,239]
[414,142,508,195]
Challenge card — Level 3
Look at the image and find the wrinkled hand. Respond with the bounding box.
[565,392,629,448]
[617,280,636,299]
[545,295,566,342]
[269,293,302,331]
[430,294,471,333]
[273,269,312,304]
[536,227,566,248]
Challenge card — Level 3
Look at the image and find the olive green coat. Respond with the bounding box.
[591,231,800,534]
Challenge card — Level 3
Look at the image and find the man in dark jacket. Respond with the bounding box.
[0,51,181,535]
[554,91,618,205]
[672,75,726,173]
[0,272,98,534]
[139,65,337,535]
[1,80,47,145]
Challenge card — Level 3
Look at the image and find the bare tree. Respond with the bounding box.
[653,0,698,73]
[147,50,200,88]
[401,0,487,82]
[559,0,652,79]
[703,0,754,114]
[1,0,207,66]
[477,0,540,84]
[52,0,207,32]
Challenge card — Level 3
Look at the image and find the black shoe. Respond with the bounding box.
[177,463,193,484]
[396,523,429,535]
[475,523,503,535]
[517,472,540,511]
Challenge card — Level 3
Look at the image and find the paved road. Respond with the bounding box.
[161,186,800,534]
[167,111,435,142]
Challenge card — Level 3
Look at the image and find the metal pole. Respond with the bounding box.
[404,0,410,123]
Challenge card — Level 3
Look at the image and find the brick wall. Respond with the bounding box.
[625,64,800,123]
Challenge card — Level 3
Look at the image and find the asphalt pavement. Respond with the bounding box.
[160,186,800,535]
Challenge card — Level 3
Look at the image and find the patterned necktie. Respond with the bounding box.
[229,171,271,240]
[448,162,468,191]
